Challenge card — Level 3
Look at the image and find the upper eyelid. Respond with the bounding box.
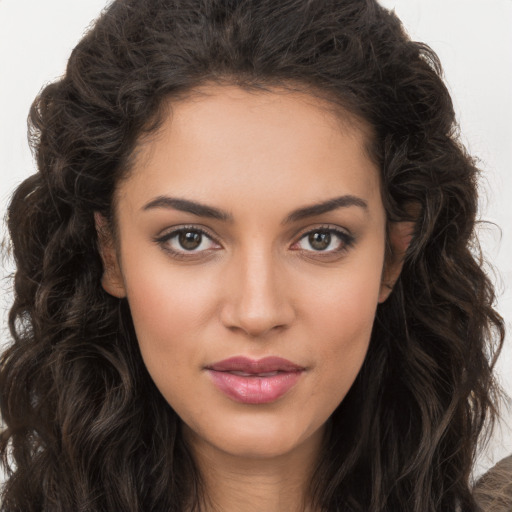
[155,224,220,244]
[294,224,353,240]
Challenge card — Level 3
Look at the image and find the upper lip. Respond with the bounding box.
[206,356,305,373]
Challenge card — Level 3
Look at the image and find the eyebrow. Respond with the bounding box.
[143,196,232,221]
[142,194,368,224]
[283,195,368,224]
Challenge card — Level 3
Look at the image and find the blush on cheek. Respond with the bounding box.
[312,280,379,367]
[125,274,210,363]
[315,272,381,326]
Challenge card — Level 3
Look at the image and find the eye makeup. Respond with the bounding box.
[153,223,356,262]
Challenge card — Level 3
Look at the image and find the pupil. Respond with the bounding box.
[309,231,331,250]
[179,231,202,250]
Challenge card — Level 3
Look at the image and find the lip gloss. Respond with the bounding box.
[207,370,302,404]
[205,356,304,404]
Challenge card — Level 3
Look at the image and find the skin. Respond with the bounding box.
[98,85,407,511]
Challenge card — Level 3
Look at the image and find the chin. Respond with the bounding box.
[221,435,301,460]
[184,414,324,462]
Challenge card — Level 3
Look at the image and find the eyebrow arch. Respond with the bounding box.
[143,196,233,222]
[142,194,368,223]
[282,195,368,224]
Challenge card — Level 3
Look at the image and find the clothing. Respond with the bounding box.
[474,455,512,512]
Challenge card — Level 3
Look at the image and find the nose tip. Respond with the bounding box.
[220,258,295,338]
[222,302,291,338]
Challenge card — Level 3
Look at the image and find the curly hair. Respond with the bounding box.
[0,0,505,510]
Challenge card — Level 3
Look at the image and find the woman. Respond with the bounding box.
[0,0,505,510]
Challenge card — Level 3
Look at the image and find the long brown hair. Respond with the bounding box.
[1,0,504,510]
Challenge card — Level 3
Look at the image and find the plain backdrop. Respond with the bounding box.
[0,0,511,478]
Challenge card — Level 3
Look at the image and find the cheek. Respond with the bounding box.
[305,251,383,337]
[123,270,215,417]
[121,252,218,374]
[128,276,207,336]
[301,252,384,394]
[309,278,378,363]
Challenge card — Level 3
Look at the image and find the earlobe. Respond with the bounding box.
[94,212,127,298]
[378,220,415,303]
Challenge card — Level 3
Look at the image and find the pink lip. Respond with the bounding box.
[205,357,305,404]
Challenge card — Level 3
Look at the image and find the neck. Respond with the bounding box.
[183,425,325,512]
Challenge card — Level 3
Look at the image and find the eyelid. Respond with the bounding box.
[293,223,353,240]
[154,224,220,243]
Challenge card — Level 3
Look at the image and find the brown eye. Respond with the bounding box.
[308,231,331,251]
[293,227,355,254]
[179,231,202,250]
[155,227,220,256]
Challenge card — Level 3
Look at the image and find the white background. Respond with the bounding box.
[0,0,511,477]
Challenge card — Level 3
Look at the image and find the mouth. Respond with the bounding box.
[205,356,305,404]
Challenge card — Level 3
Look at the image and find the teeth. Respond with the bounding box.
[228,371,280,377]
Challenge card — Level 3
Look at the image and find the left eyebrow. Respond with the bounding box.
[282,195,368,224]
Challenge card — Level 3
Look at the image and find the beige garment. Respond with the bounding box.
[474,455,512,512]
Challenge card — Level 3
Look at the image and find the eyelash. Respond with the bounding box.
[154,224,355,260]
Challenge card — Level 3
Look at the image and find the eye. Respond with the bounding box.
[155,226,221,256]
[292,227,354,254]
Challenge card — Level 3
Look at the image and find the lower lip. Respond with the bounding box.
[207,370,303,404]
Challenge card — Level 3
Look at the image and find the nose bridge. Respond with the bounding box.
[221,242,294,337]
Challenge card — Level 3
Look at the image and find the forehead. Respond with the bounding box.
[120,84,382,212]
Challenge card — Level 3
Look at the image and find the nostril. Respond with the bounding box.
[221,305,293,338]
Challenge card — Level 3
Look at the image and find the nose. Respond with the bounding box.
[219,247,295,338]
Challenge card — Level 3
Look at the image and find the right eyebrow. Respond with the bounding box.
[142,196,233,222]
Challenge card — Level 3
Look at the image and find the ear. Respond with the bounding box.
[378,219,415,303]
[94,212,127,298]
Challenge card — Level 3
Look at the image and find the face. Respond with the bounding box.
[100,85,397,462]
